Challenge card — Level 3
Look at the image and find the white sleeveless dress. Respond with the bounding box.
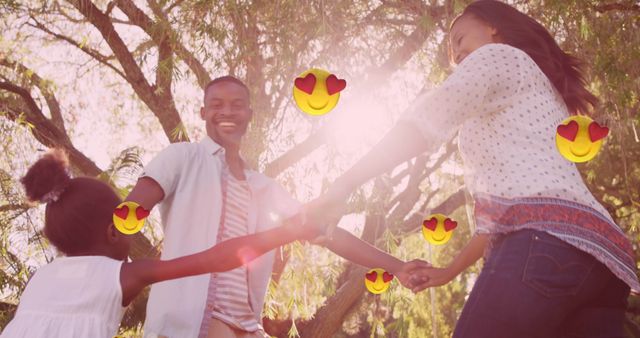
[1,255,126,337]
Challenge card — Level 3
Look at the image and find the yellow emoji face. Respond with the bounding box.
[422,213,457,246]
[364,268,394,294]
[292,68,346,116]
[555,115,609,163]
[112,201,150,235]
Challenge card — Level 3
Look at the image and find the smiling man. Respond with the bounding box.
[125,76,427,338]
[126,76,301,338]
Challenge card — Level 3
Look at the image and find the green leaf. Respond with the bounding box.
[78,36,88,49]
[170,122,187,142]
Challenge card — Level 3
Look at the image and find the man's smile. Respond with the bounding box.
[215,120,240,133]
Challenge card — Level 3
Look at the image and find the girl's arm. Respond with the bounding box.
[119,219,316,306]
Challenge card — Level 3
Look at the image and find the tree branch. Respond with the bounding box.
[27,17,127,79]
[1,58,67,134]
[593,2,640,13]
[67,0,188,142]
[264,13,437,177]
[387,140,456,210]
[264,131,325,177]
[117,0,211,88]
[155,34,174,101]
[0,203,31,213]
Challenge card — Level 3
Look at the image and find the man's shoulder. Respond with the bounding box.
[153,141,201,160]
[163,141,197,152]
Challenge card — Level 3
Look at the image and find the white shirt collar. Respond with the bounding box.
[199,135,224,156]
[199,135,261,183]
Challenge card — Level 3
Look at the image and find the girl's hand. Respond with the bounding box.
[409,266,456,293]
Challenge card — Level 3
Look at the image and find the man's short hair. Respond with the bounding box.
[203,76,251,101]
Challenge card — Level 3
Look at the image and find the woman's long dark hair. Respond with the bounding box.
[454,0,597,115]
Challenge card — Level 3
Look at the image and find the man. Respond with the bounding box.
[126,76,427,338]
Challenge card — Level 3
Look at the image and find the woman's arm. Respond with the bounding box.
[409,233,489,292]
[305,121,430,237]
[446,233,489,277]
[119,219,316,306]
[331,121,429,195]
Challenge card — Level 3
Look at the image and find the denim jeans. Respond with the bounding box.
[453,229,630,338]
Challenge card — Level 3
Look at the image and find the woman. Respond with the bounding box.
[304,1,639,337]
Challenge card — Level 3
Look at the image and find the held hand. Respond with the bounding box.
[394,259,433,289]
[408,266,456,293]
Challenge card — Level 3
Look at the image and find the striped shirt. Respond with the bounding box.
[142,136,302,338]
[198,157,262,337]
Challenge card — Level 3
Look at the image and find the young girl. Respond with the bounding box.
[0,149,319,338]
[304,1,639,337]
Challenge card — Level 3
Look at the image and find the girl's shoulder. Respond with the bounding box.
[48,254,123,267]
[31,255,123,288]
[20,256,124,309]
[4,256,125,337]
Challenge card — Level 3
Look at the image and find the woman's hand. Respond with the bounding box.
[408,266,457,293]
[394,259,433,289]
[407,234,488,292]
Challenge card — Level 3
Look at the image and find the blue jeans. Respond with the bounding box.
[453,229,630,338]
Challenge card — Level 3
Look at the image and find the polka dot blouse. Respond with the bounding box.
[401,43,613,223]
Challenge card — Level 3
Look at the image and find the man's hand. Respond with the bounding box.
[394,259,432,289]
[408,266,456,293]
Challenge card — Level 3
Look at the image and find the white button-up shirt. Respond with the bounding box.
[141,136,301,338]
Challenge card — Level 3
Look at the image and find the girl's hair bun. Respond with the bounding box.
[20,149,71,203]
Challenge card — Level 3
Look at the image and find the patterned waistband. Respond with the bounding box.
[473,192,639,292]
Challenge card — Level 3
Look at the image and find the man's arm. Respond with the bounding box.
[314,227,431,288]
[124,177,164,211]
[319,227,404,274]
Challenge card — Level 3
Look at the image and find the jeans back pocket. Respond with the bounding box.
[522,232,596,298]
